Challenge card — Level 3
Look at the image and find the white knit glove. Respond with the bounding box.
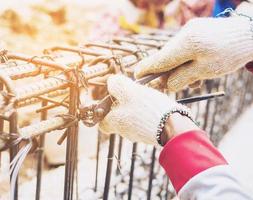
[135,16,253,91]
[98,75,189,145]
[236,1,253,17]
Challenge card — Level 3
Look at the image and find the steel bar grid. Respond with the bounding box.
[0,30,252,200]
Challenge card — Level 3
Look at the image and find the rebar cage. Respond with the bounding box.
[0,29,252,200]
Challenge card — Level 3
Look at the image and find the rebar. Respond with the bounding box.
[0,30,251,200]
[128,142,137,200]
[9,112,19,200]
[147,147,156,200]
[103,134,116,200]
[35,100,47,200]
[63,72,79,200]
[94,131,101,192]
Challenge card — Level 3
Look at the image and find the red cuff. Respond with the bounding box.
[159,130,227,193]
[245,61,253,73]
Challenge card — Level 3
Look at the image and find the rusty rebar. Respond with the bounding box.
[0,64,113,111]
[9,112,19,200]
[103,134,116,200]
[202,80,213,131]
[94,132,101,192]
[112,37,164,48]
[116,137,123,175]
[35,100,47,200]
[18,117,68,139]
[45,46,105,57]
[84,42,137,54]
[0,82,4,167]
[147,147,156,200]
[128,142,137,200]
[7,52,68,71]
[63,71,79,200]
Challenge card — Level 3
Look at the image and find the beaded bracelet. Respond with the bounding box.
[156,108,196,146]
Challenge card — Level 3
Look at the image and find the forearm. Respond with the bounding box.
[159,114,253,199]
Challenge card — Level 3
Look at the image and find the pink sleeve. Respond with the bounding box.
[159,130,228,193]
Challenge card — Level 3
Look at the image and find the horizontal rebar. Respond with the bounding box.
[0,64,113,110]
[19,116,67,138]
[16,74,68,102]
[17,89,68,108]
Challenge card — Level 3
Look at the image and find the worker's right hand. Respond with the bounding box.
[135,16,253,92]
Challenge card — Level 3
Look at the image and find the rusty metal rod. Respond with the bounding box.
[0,64,41,80]
[165,177,170,200]
[7,52,68,71]
[17,89,68,108]
[116,137,123,175]
[35,100,47,200]
[103,134,116,200]
[19,117,67,139]
[0,64,113,111]
[112,37,164,48]
[202,80,213,130]
[147,147,156,200]
[63,75,79,200]
[94,132,101,192]
[37,96,68,107]
[84,42,138,54]
[0,83,3,167]
[16,75,68,102]
[128,142,137,200]
[46,46,105,57]
[9,112,19,200]
[131,34,171,42]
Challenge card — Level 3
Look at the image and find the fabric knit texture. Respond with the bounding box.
[98,75,190,145]
[135,15,253,92]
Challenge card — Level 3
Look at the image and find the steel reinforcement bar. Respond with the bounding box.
[0,31,174,200]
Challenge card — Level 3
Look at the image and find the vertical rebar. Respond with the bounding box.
[94,132,101,192]
[209,98,218,142]
[209,80,220,143]
[165,177,169,200]
[75,130,79,200]
[63,80,79,200]
[103,134,116,200]
[202,80,213,131]
[116,137,123,175]
[147,147,156,200]
[0,83,4,167]
[240,73,251,110]
[127,142,137,200]
[35,100,48,200]
[9,111,19,200]
[237,71,249,115]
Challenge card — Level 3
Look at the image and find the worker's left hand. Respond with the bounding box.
[98,75,190,145]
[135,16,253,92]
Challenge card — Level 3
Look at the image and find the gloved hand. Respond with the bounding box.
[98,75,190,145]
[135,16,253,92]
